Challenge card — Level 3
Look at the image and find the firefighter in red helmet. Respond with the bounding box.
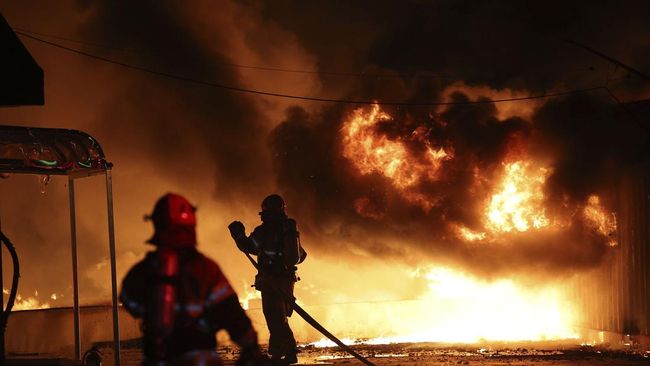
[120,193,266,365]
[228,194,307,365]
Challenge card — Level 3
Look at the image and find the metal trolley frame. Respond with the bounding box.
[0,125,121,365]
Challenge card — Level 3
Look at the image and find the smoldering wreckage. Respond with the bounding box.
[1,1,650,365]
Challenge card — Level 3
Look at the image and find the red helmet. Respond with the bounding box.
[147,193,197,247]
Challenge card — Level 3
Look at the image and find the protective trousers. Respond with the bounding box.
[256,274,297,358]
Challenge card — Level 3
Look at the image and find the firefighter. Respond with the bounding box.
[120,193,266,366]
[228,194,307,365]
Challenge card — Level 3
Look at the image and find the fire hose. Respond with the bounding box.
[241,252,375,366]
[0,230,20,358]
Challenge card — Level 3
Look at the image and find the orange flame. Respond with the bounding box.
[583,195,617,246]
[311,266,578,346]
[455,225,487,242]
[239,281,261,310]
[341,104,450,211]
[5,289,60,311]
[486,161,550,233]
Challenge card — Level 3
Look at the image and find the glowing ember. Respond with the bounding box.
[341,104,450,210]
[583,195,617,246]
[309,267,578,346]
[486,161,550,233]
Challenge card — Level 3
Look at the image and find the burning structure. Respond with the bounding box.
[0,1,649,364]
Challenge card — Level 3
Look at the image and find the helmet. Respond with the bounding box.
[260,194,286,214]
[259,194,287,222]
[146,193,197,247]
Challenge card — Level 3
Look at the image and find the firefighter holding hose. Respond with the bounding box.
[120,193,266,365]
[228,194,307,365]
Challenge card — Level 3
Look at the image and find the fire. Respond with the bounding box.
[452,160,552,243]
[239,281,261,310]
[311,266,578,347]
[486,161,550,233]
[455,225,487,242]
[341,104,450,210]
[583,195,617,246]
[5,289,57,311]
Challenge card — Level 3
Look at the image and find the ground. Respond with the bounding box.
[8,342,650,365]
[123,342,650,366]
[291,343,650,366]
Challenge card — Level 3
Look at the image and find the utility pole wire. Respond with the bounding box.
[13,27,448,81]
[17,30,607,106]
[14,27,617,83]
[563,38,650,83]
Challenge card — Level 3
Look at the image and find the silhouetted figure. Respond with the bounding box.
[229,194,307,365]
[121,193,266,366]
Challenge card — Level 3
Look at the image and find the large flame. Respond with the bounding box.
[341,104,450,211]
[311,266,578,347]
[332,104,619,346]
[486,161,550,233]
[455,160,552,242]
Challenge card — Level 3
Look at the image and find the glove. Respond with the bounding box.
[228,221,246,239]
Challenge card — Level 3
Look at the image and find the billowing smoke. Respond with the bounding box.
[269,92,646,277]
[263,1,650,277]
[0,0,321,305]
[0,0,648,308]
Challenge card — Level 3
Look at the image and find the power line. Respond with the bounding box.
[563,38,650,83]
[14,28,448,81]
[17,30,607,106]
[19,28,614,83]
[13,27,139,53]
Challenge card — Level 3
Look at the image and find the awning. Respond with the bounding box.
[0,125,110,176]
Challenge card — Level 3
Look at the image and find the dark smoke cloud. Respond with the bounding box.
[269,92,646,277]
[262,0,650,276]
[0,0,319,304]
[80,2,273,202]
[71,0,650,277]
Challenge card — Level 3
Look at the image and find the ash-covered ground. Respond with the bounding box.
[99,342,650,366]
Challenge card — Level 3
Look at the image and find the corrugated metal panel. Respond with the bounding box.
[574,162,650,338]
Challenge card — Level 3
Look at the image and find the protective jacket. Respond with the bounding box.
[120,247,258,365]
